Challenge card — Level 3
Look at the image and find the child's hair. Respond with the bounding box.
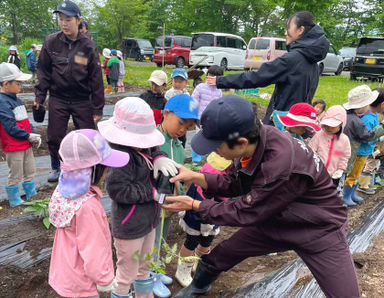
[371,88,384,107]
[91,164,106,185]
[312,99,326,111]
[207,65,224,77]
[227,117,262,149]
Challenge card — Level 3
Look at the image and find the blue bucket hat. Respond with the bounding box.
[164,94,199,120]
[171,68,188,80]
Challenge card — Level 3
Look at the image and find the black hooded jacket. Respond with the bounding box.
[216,25,330,124]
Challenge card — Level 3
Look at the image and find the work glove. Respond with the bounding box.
[372,150,381,159]
[331,169,344,179]
[28,133,41,149]
[97,279,117,292]
[153,157,179,179]
[379,136,384,142]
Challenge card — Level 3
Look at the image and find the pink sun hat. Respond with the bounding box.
[59,129,130,171]
[277,103,321,132]
[97,97,165,148]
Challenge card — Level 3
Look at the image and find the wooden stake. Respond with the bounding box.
[162,23,165,70]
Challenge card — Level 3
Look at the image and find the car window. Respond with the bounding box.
[175,37,182,46]
[184,37,192,48]
[236,39,245,49]
[156,37,172,48]
[191,34,215,50]
[357,38,384,56]
[226,38,236,48]
[217,36,226,47]
[339,47,356,57]
[328,47,335,54]
[125,39,133,48]
[249,39,256,49]
[137,40,152,48]
[275,40,287,50]
[256,39,270,50]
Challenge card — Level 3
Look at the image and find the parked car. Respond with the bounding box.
[318,45,344,75]
[350,37,384,80]
[121,38,154,61]
[339,47,356,70]
[189,32,247,70]
[244,37,287,70]
[153,35,192,68]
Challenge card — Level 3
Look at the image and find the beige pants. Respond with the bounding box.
[113,229,155,295]
[5,148,36,186]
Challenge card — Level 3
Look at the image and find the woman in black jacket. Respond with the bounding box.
[207,11,330,125]
[7,46,20,69]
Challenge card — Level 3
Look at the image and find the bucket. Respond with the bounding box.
[133,277,154,298]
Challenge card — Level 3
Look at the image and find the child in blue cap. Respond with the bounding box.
[165,68,189,101]
[154,94,198,297]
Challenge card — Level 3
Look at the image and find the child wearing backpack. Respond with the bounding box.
[48,129,130,297]
[98,97,178,298]
[107,49,120,94]
[25,44,37,81]
[0,63,41,208]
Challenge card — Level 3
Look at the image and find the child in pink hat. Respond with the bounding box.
[48,129,130,298]
[98,97,179,298]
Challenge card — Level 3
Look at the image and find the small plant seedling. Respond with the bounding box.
[184,163,202,172]
[23,197,51,229]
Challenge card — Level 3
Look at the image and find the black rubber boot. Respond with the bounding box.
[173,261,221,298]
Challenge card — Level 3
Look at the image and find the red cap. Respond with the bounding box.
[277,103,321,132]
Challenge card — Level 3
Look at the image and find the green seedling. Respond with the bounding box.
[23,197,51,229]
[184,162,202,172]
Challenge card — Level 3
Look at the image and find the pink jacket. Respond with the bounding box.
[309,105,351,176]
[49,186,114,297]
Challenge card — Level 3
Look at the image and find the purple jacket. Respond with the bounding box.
[199,125,347,231]
[192,83,222,118]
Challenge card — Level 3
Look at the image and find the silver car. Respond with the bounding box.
[318,45,344,75]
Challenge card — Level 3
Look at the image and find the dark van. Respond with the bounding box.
[350,37,384,80]
[121,38,154,61]
[153,35,192,68]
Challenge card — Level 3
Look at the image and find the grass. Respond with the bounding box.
[120,61,384,108]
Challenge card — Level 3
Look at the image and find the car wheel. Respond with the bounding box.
[156,63,162,67]
[335,63,343,75]
[175,57,185,68]
[136,54,143,62]
[350,73,356,81]
[318,63,324,75]
[220,58,228,70]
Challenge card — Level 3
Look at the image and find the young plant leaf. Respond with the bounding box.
[43,217,50,229]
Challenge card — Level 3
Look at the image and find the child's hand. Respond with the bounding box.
[97,279,117,292]
[153,157,179,178]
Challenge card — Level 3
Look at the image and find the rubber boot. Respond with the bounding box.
[175,260,194,287]
[342,186,357,207]
[4,185,24,208]
[173,261,221,298]
[21,181,37,200]
[111,289,133,298]
[351,185,364,203]
[151,273,171,298]
[192,246,211,273]
[133,277,154,298]
[357,175,375,194]
[105,84,112,93]
[158,273,172,285]
[48,157,60,183]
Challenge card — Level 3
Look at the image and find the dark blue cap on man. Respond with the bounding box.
[191,95,255,155]
[53,1,81,17]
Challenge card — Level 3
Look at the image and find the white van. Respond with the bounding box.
[189,32,247,70]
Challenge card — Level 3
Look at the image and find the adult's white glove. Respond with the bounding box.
[28,133,41,149]
[97,279,117,292]
[331,169,344,179]
[153,157,179,179]
[372,150,381,159]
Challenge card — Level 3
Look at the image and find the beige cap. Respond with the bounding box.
[0,62,31,82]
[148,70,168,86]
[343,85,379,110]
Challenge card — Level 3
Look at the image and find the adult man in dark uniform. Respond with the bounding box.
[164,95,361,298]
[34,1,104,182]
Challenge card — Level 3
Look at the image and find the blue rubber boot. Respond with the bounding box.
[151,273,171,298]
[159,273,173,285]
[342,186,357,207]
[111,289,132,298]
[4,185,24,208]
[21,181,37,200]
[351,185,364,203]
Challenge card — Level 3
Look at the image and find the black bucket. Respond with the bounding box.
[32,105,46,123]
